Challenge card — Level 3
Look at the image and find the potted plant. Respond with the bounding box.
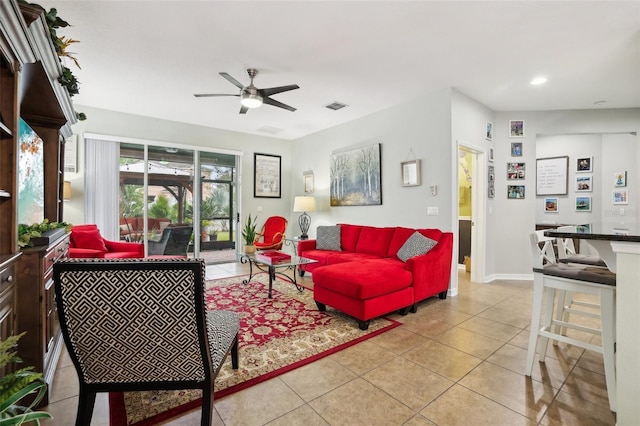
[0,333,52,424]
[18,219,72,248]
[242,214,258,254]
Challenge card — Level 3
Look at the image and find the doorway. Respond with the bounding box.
[456,141,486,283]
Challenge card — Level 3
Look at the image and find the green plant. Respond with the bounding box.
[18,219,72,248]
[242,214,258,246]
[0,334,52,425]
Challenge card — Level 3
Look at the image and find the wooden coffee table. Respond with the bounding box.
[240,253,317,298]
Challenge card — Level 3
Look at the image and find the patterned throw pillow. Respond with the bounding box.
[316,226,342,251]
[397,231,437,262]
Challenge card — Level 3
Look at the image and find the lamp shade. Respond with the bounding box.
[63,181,71,201]
[293,196,316,212]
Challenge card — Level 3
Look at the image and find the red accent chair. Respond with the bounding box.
[69,224,144,259]
[254,216,288,250]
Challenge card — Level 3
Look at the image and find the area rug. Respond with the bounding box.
[109,273,401,425]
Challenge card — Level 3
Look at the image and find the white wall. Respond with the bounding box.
[535,133,637,226]
[65,100,640,283]
[491,108,640,279]
[63,105,294,229]
[291,87,454,233]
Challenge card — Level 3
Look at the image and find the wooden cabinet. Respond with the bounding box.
[0,253,20,377]
[1,2,75,401]
[15,234,69,405]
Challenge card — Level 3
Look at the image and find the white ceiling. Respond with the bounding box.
[38,1,640,140]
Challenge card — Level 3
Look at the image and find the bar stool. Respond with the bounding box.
[526,231,617,412]
[554,225,606,336]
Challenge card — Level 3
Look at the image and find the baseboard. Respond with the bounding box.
[484,273,533,282]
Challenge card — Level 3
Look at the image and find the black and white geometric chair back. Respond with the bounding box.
[54,258,239,426]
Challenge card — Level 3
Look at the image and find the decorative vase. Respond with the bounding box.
[244,245,256,254]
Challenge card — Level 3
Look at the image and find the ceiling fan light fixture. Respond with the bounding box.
[240,89,263,108]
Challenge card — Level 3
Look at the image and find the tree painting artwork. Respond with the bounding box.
[330,143,382,206]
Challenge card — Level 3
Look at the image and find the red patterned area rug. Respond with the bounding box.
[109,273,400,425]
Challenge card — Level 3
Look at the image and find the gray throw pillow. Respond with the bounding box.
[397,231,437,262]
[316,226,342,251]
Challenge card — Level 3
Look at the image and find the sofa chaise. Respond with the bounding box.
[297,224,453,329]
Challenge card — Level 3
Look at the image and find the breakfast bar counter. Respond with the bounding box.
[545,224,640,425]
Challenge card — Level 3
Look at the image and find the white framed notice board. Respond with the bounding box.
[536,156,569,195]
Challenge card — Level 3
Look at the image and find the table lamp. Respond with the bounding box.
[293,196,316,239]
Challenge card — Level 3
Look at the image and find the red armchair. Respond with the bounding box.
[254,216,288,250]
[69,224,144,259]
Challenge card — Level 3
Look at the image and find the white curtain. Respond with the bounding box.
[84,138,120,240]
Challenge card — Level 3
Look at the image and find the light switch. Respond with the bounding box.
[427,207,439,216]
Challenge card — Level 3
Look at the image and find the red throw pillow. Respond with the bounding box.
[71,230,107,252]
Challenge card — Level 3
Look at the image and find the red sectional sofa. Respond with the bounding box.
[298,224,453,330]
[69,224,144,259]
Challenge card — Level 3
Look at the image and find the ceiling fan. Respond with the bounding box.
[194,68,299,114]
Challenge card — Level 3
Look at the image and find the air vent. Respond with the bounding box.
[325,101,348,111]
[257,126,284,134]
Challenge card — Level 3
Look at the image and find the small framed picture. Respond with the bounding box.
[485,121,493,141]
[614,171,627,187]
[507,162,525,180]
[544,197,558,212]
[613,189,628,205]
[510,142,523,157]
[489,147,494,162]
[575,196,592,212]
[303,170,314,194]
[507,185,525,199]
[576,157,593,173]
[401,159,421,187]
[575,175,592,192]
[509,120,524,137]
[576,224,591,233]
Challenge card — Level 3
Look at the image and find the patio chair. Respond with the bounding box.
[254,216,288,250]
[53,258,239,426]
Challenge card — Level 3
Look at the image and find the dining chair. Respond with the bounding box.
[53,258,239,425]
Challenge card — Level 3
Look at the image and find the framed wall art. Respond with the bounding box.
[536,156,568,196]
[507,162,525,180]
[509,120,524,137]
[507,185,525,199]
[401,159,421,187]
[575,196,592,212]
[544,197,558,212]
[254,153,281,198]
[489,147,494,162]
[576,157,593,173]
[485,121,493,141]
[303,170,314,194]
[510,142,523,157]
[614,171,627,187]
[613,189,628,205]
[488,164,495,198]
[575,175,592,192]
[330,143,381,206]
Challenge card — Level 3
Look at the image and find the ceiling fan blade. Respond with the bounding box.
[263,96,296,112]
[259,84,300,97]
[194,94,240,98]
[239,105,249,114]
[219,72,245,90]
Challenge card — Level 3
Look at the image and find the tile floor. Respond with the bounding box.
[42,264,616,425]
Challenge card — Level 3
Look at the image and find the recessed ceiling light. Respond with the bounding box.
[594,100,607,106]
[530,76,548,85]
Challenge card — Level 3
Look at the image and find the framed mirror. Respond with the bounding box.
[401,160,421,187]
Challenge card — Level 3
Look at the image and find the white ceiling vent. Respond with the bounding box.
[325,101,348,111]
[257,125,284,134]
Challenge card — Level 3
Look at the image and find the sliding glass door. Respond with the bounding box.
[118,142,237,262]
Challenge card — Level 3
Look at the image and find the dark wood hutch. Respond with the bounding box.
[0,0,76,404]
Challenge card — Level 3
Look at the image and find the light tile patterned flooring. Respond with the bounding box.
[42,265,616,425]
